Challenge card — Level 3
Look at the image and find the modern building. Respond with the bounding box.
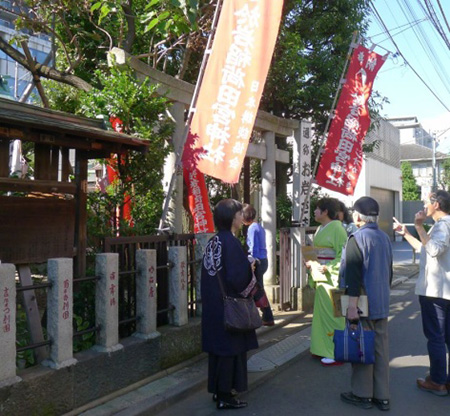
[387,116,434,148]
[0,0,52,101]
[400,143,448,198]
[387,116,449,197]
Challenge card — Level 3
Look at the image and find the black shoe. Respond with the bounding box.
[216,398,248,410]
[373,398,390,411]
[213,390,238,402]
[340,392,373,409]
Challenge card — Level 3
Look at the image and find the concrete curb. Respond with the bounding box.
[69,312,306,416]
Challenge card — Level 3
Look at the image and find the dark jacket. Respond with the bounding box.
[201,231,259,355]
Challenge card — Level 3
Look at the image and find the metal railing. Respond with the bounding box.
[278,226,317,310]
[104,233,198,336]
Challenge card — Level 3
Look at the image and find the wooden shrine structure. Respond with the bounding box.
[0,97,149,276]
[0,97,150,361]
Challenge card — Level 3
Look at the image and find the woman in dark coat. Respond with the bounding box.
[201,198,258,410]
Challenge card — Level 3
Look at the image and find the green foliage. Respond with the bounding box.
[401,162,420,201]
[438,158,450,191]
[80,65,173,241]
[73,313,96,353]
[277,194,293,228]
[261,0,371,127]
[44,64,173,245]
[142,0,199,34]
[16,304,36,369]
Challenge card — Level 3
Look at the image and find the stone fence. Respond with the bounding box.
[0,238,213,415]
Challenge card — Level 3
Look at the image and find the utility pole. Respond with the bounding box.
[432,130,437,192]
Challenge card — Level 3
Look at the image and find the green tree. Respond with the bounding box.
[261,0,371,126]
[46,65,173,243]
[0,0,207,89]
[401,162,420,201]
[438,158,450,191]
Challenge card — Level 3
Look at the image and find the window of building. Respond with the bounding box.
[0,1,12,10]
[0,18,13,28]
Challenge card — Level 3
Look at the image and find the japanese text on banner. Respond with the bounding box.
[188,0,283,183]
[315,45,386,195]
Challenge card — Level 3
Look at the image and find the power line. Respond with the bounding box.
[423,0,450,49]
[369,0,450,112]
[399,0,450,95]
[435,0,450,33]
[380,0,450,100]
[370,18,427,40]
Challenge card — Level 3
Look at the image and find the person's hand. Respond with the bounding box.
[393,217,407,236]
[414,210,427,227]
[346,305,360,329]
[247,256,256,272]
[317,264,328,274]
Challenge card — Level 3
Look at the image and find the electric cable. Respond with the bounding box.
[397,0,450,95]
[369,0,450,112]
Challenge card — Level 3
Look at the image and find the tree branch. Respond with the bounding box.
[0,35,93,92]
[121,1,136,53]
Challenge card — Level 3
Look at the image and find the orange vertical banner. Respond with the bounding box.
[188,0,284,183]
[315,45,387,195]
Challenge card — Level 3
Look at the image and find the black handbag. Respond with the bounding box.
[217,268,262,332]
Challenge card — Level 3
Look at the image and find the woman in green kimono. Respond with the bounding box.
[308,198,348,366]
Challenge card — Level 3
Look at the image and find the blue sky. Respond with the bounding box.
[367,0,449,152]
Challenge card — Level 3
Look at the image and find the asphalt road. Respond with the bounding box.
[156,274,449,416]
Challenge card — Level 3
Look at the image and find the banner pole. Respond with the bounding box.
[158,0,224,233]
[299,31,359,224]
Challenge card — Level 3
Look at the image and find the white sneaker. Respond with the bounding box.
[321,357,335,365]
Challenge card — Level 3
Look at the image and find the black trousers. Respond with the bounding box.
[207,352,248,395]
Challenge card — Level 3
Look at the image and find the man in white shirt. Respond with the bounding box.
[394,190,450,396]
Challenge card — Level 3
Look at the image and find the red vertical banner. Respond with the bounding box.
[183,167,214,234]
[107,116,133,227]
[188,0,284,183]
[315,45,387,195]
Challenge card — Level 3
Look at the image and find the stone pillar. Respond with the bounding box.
[162,101,185,233]
[194,233,214,316]
[168,246,188,326]
[94,253,123,352]
[292,126,302,223]
[292,121,312,225]
[0,264,21,387]
[134,249,160,340]
[43,258,77,369]
[261,131,277,286]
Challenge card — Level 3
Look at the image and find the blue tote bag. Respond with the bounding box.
[333,321,375,364]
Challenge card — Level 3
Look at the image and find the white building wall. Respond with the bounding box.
[354,158,402,197]
[319,158,402,213]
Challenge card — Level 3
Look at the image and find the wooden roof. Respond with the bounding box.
[0,97,150,156]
